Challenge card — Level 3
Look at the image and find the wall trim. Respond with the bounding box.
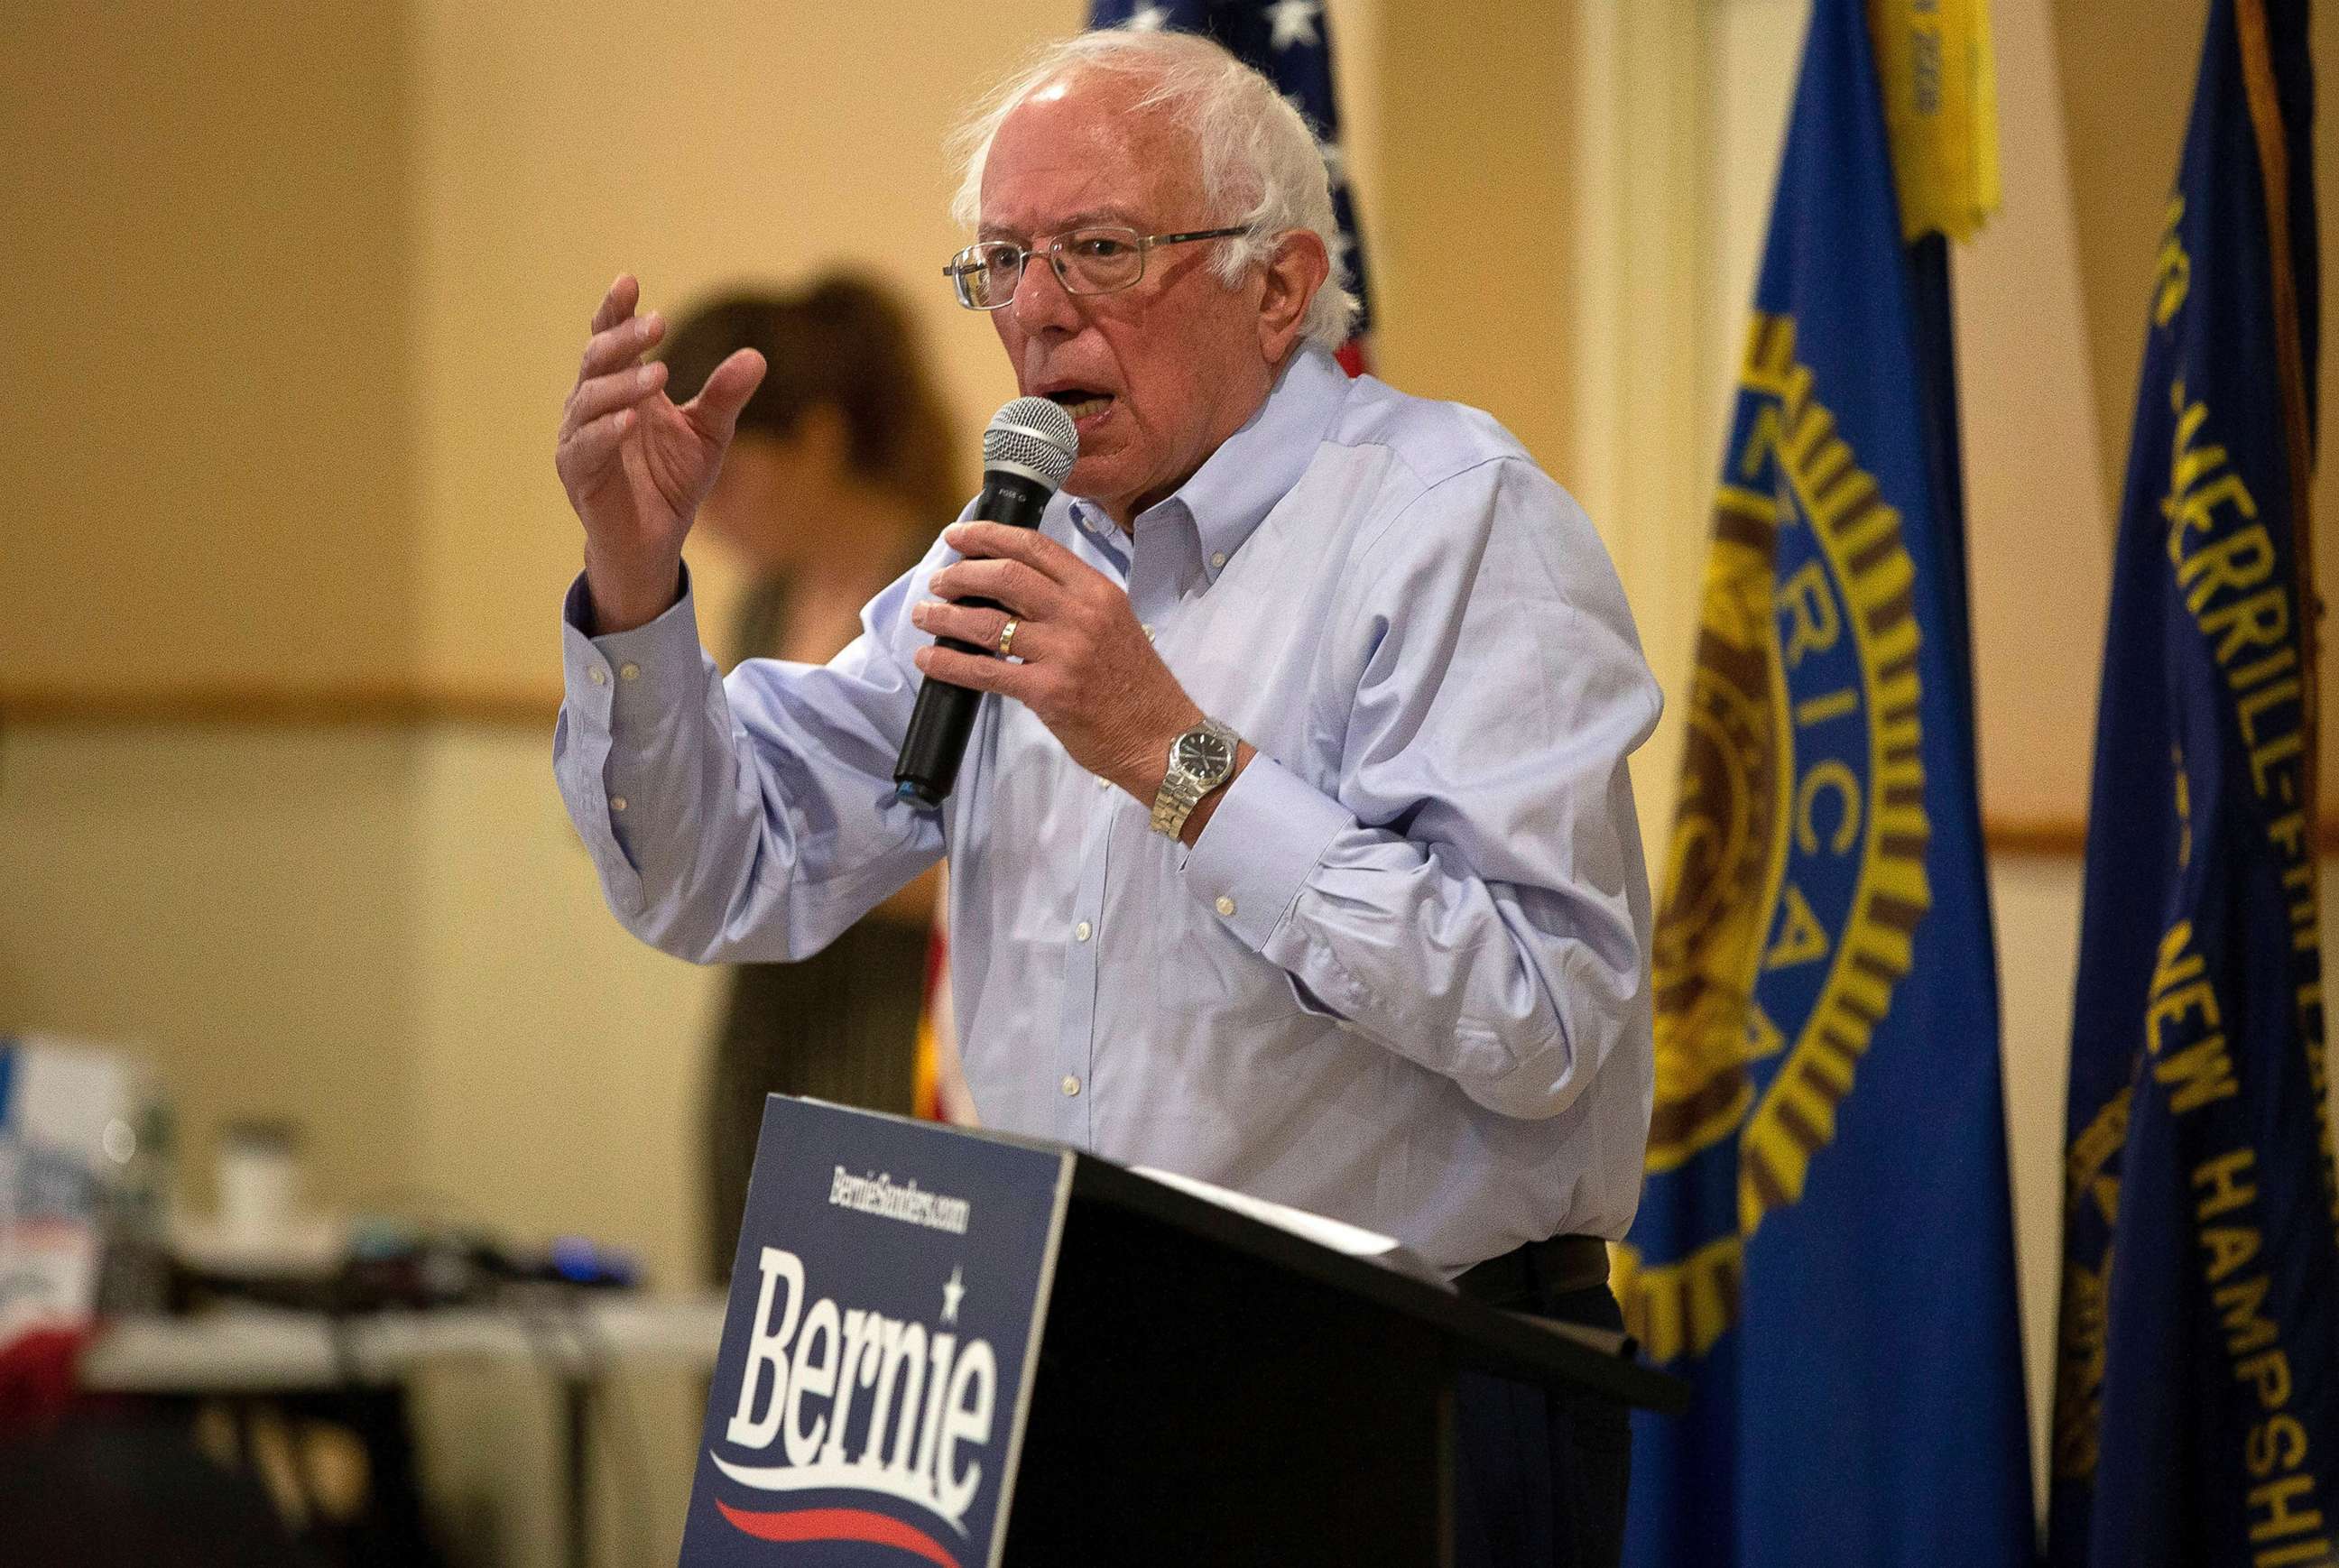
[0,681,562,730]
[1982,813,2338,857]
[7,681,2334,855]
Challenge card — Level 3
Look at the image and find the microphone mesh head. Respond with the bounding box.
[983,396,1079,489]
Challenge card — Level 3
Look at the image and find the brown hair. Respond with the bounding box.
[660,272,964,523]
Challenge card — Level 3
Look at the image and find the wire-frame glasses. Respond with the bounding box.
[944,226,1252,309]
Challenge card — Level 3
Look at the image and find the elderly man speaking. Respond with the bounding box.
[553,28,1659,1568]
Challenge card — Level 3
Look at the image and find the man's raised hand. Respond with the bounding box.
[555,274,766,633]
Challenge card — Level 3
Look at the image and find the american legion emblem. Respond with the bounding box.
[1613,313,1933,1361]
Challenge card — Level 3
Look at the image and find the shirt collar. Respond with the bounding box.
[1068,345,1349,574]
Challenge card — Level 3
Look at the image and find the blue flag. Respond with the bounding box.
[1615,2,2035,1563]
[1086,0,1375,372]
[2047,4,2333,1565]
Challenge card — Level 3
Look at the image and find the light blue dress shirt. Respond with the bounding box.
[556,345,1660,1274]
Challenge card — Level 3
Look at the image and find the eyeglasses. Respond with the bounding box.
[943,225,1253,309]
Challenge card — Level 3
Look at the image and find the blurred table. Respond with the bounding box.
[83,1292,727,1390]
[82,1292,728,1568]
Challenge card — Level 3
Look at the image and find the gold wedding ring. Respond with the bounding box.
[997,617,1020,659]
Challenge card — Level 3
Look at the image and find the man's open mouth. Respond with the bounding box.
[1044,389,1113,420]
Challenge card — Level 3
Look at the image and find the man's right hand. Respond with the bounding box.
[556,274,767,634]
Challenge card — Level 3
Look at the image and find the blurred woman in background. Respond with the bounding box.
[659,273,960,1281]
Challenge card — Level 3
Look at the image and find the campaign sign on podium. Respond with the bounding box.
[680,1097,1072,1568]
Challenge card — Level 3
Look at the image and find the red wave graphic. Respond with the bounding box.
[716,1500,963,1567]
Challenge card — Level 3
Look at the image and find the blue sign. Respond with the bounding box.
[680,1098,1073,1568]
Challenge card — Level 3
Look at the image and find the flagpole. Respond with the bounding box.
[2231,0,2318,831]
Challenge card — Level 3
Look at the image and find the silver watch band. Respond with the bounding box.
[1150,718,1239,839]
[1150,769,1209,839]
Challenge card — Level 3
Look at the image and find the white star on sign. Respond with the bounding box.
[941,1265,966,1324]
[1123,5,1169,31]
[1266,0,1322,50]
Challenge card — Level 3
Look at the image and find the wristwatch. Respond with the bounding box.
[1150,717,1242,839]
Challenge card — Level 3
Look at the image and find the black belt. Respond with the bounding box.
[1454,1234,1612,1312]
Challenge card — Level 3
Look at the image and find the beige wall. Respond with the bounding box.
[2055,0,2207,507]
[1562,0,1713,844]
[0,728,420,1210]
[0,3,422,692]
[1373,3,1575,473]
[403,0,1091,692]
[4,1,2336,1561]
[1954,0,2118,1496]
[1958,0,2114,823]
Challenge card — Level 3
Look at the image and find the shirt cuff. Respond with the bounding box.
[559,567,709,729]
[1179,752,1350,951]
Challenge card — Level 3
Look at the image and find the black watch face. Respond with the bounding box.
[1176,730,1234,779]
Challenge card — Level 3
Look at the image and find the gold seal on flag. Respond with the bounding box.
[1616,313,1934,1362]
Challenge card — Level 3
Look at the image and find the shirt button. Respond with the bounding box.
[1208,551,1227,570]
[1096,775,1111,790]
[1061,1075,1081,1097]
[1216,895,1236,918]
[609,796,628,813]
[588,667,608,686]
[1074,920,1092,943]
[1141,623,1156,640]
[618,661,641,681]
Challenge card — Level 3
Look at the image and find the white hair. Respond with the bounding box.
[947,29,1360,353]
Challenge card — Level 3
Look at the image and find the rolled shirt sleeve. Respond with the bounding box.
[553,564,947,964]
[1180,457,1661,1121]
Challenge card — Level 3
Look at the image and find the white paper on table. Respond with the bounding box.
[1131,1166,1452,1288]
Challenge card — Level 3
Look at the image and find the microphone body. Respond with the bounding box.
[892,398,1078,807]
[892,470,1052,807]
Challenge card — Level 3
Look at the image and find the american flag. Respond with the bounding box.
[1088,0,1376,374]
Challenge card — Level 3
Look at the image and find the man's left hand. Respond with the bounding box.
[911,521,1199,799]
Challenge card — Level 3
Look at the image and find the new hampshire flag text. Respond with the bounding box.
[1616,2,2034,1563]
[2048,4,2334,1566]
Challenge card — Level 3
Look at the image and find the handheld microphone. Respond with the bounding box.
[892,396,1079,807]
